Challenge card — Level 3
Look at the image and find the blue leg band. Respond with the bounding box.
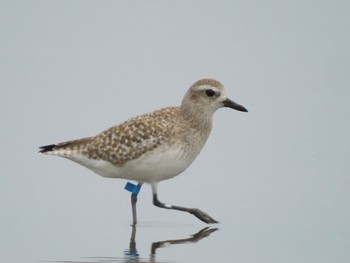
[124,182,141,195]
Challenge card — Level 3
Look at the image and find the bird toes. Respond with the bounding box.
[190,208,219,224]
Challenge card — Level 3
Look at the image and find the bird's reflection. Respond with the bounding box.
[124,226,218,262]
[53,225,218,263]
[123,225,139,259]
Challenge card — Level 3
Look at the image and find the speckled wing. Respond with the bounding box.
[81,107,181,166]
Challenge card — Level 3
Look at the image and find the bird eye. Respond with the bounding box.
[205,89,215,97]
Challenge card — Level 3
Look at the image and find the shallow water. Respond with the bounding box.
[42,225,219,263]
[3,168,350,263]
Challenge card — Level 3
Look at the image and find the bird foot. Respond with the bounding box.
[190,208,219,224]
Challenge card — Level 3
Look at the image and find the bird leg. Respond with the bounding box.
[130,183,142,225]
[152,193,218,224]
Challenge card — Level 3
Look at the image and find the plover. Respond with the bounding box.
[39,79,248,224]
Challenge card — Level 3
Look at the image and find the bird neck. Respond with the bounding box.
[180,102,213,131]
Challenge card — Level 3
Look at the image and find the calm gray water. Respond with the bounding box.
[1,1,349,262]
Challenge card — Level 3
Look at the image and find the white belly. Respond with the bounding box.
[66,147,192,183]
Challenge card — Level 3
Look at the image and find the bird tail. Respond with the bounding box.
[38,137,92,155]
[38,144,57,153]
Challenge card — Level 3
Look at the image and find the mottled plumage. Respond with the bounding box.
[39,78,247,224]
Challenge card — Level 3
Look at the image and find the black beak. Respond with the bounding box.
[223,98,248,112]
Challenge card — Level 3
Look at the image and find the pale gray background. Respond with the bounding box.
[1,1,349,262]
